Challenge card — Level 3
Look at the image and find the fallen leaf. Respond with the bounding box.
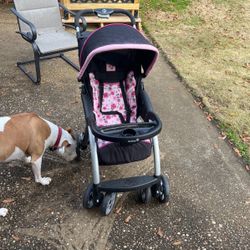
[218,135,227,140]
[245,165,250,171]
[242,136,250,143]
[245,199,250,204]
[243,63,250,69]
[124,215,132,223]
[12,235,20,241]
[173,240,182,246]
[194,100,201,106]
[168,87,177,91]
[21,177,31,181]
[2,198,14,204]
[115,207,122,214]
[156,227,164,238]
[233,148,241,157]
[206,114,213,121]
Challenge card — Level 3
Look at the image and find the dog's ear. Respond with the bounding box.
[66,127,73,134]
[62,140,71,148]
[65,127,76,140]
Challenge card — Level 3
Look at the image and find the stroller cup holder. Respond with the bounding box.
[122,128,137,137]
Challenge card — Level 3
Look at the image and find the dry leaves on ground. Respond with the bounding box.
[156,227,164,238]
[12,235,20,241]
[124,215,132,223]
[21,177,31,181]
[115,207,122,214]
[206,114,213,122]
[173,240,182,246]
[233,147,241,157]
[2,198,15,204]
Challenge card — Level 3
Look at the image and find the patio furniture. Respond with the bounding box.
[60,0,142,30]
[11,0,79,84]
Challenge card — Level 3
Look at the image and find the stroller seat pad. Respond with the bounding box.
[90,70,137,149]
[89,70,151,165]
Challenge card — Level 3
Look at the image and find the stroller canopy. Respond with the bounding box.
[78,24,159,81]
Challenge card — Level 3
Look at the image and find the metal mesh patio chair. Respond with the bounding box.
[11,0,79,84]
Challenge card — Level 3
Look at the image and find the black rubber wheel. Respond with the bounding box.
[158,175,170,203]
[83,184,95,209]
[137,187,152,204]
[151,184,157,198]
[76,133,82,161]
[76,132,88,160]
[100,193,117,216]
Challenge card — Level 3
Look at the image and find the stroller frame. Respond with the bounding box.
[89,126,161,187]
[75,9,170,216]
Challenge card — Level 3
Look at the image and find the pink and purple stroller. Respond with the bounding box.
[75,9,170,215]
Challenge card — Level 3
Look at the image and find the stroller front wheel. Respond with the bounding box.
[83,183,95,209]
[158,175,170,203]
[100,192,117,216]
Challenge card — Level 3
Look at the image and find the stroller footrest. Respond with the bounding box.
[98,175,160,193]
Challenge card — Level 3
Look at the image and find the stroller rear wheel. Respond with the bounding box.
[100,192,117,216]
[137,187,152,204]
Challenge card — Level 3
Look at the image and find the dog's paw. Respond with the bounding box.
[38,177,52,186]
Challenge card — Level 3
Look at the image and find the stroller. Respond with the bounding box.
[75,9,170,216]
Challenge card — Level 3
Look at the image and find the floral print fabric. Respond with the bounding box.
[89,71,137,148]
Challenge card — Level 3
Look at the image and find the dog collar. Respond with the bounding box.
[50,127,62,151]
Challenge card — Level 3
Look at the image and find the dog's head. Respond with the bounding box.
[56,128,77,161]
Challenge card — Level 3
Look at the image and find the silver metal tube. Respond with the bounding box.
[153,136,161,176]
[88,127,100,184]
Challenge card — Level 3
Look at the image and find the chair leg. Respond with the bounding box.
[16,46,79,84]
[60,53,80,71]
[17,45,41,84]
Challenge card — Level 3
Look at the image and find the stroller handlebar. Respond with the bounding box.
[75,8,136,34]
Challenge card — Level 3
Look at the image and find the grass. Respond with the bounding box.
[141,0,190,12]
[141,0,250,165]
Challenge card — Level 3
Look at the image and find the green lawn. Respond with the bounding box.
[141,0,250,165]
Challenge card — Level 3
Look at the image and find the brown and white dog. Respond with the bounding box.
[0,113,77,185]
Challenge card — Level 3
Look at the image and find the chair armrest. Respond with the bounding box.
[10,8,37,42]
[59,3,76,17]
[63,23,76,30]
[59,3,78,30]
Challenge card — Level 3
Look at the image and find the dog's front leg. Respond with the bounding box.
[31,156,52,185]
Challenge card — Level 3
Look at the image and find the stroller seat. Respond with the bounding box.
[89,70,151,165]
